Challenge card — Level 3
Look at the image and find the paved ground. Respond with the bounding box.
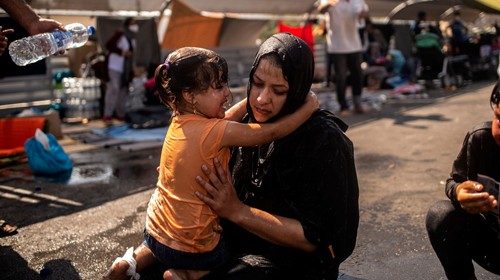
[1,81,499,279]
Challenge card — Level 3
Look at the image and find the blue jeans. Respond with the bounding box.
[143,230,228,270]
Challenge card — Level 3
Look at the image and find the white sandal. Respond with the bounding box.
[105,247,140,280]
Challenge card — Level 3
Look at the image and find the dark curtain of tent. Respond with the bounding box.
[96,17,161,69]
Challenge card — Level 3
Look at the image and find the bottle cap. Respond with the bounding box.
[87,26,96,36]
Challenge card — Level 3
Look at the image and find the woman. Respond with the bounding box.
[196,32,360,279]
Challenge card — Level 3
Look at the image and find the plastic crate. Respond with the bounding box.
[0,117,46,157]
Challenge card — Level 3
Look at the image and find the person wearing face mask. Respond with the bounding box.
[426,80,500,280]
[103,17,138,122]
[195,33,360,279]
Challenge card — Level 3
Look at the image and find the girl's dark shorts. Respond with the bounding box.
[143,230,228,270]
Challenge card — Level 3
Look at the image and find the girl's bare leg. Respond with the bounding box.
[163,269,209,280]
[104,243,157,280]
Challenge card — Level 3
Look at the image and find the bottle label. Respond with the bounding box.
[53,31,72,49]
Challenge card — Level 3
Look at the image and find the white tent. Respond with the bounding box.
[24,0,499,22]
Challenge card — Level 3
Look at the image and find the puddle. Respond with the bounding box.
[34,164,114,186]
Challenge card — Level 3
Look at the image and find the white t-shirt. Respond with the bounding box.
[321,0,368,54]
[107,35,130,73]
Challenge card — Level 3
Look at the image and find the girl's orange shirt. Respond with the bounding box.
[146,114,230,253]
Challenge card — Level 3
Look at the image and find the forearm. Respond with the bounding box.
[247,105,313,144]
[358,10,369,19]
[0,0,40,33]
[224,98,247,121]
[353,2,368,18]
[445,178,460,204]
[230,204,316,252]
[107,43,123,55]
[271,103,315,137]
[223,104,314,147]
[318,3,330,13]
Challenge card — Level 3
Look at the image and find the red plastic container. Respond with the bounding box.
[0,117,46,157]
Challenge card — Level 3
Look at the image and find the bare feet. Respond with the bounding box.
[103,259,130,280]
[0,220,18,237]
[354,105,371,114]
[338,109,352,117]
[104,244,156,280]
[163,269,209,280]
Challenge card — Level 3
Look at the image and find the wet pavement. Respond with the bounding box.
[1,81,499,279]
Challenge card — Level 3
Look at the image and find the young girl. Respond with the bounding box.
[106,47,318,280]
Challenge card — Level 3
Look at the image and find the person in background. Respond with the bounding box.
[426,80,500,279]
[103,17,137,122]
[0,0,63,238]
[448,11,469,55]
[364,19,388,57]
[318,0,370,115]
[195,33,360,279]
[411,11,442,40]
[411,11,427,38]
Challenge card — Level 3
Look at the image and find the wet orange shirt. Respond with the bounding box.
[146,114,230,253]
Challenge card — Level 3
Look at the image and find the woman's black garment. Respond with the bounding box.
[426,122,500,279]
[207,110,360,280]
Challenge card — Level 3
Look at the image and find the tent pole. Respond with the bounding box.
[157,0,173,22]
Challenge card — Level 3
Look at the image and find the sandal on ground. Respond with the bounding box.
[0,220,18,237]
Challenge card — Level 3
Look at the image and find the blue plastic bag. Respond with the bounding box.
[24,129,73,175]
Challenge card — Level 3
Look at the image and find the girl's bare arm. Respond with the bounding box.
[221,92,319,147]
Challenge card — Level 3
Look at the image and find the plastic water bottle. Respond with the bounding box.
[8,23,96,66]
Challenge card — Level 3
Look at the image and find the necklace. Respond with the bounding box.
[250,142,275,189]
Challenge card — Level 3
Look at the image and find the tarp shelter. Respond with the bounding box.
[462,0,500,15]
[23,1,500,46]
[162,0,268,49]
[381,0,500,21]
[23,0,500,20]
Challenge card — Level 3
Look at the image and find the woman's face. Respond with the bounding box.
[249,58,289,123]
[492,105,500,145]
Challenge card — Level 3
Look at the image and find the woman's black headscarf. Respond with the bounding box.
[231,33,315,191]
[246,32,315,121]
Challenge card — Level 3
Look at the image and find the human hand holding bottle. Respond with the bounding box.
[27,17,64,36]
[0,26,14,56]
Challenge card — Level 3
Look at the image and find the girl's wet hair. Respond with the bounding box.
[490,79,500,110]
[154,47,228,112]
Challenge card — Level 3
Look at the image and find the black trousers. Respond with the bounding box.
[426,200,500,280]
[326,52,364,111]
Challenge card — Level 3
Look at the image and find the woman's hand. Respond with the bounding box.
[195,158,244,221]
[196,160,316,252]
[456,180,497,214]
